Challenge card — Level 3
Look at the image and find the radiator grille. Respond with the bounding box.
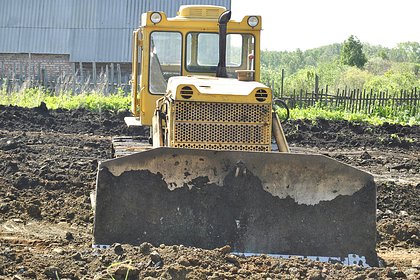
[172,101,271,152]
[173,143,270,152]
[174,102,270,123]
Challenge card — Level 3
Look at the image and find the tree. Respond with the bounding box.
[340,35,367,68]
[390,42,420,63]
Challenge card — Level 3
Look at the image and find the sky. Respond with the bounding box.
[231,0,420,51]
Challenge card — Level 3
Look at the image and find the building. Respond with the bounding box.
[0,0,231,89]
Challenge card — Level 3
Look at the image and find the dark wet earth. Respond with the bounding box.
[0,104,419,279]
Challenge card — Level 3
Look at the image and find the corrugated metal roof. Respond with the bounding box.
[0,0,231,62]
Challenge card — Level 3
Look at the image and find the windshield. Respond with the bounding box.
[186,33,255,77]
[149,31,182,94]
[148,31,256,94]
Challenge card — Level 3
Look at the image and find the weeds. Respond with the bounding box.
[0,87,130,112]
[106,260,134,280]
[277,106,420,126]
[1,86,418,125]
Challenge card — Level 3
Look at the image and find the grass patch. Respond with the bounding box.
[1,87,418,126]
[0,87,130,112]
[277,106,419,126]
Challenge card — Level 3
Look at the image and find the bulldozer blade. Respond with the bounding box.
[93,148,377,266]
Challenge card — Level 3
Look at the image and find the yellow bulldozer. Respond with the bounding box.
[93,5,378,266]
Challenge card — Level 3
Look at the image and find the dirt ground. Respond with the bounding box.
[0,103,419,279]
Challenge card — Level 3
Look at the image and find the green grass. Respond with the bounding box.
[0,87,130,112]
[1,87,418,126]
[277,106,420,126]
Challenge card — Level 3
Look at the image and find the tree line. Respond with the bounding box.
[261,37,420,95]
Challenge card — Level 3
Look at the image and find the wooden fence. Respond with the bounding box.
[274,87,419,116]
[0,61,131,94]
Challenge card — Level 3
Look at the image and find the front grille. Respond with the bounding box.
[173,143,270,152]
[174,102,270,123]
[172,101,271,152]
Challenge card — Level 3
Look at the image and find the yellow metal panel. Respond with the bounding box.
[177,5,226,19]
[139,87,161,125]
[134,7,263,126]
[142,11,262,31]
[131,30,139,116]
[173,84,271,104]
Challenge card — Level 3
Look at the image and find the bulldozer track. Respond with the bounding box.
[112,136,152,157]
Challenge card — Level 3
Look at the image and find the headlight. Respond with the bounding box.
[150,12,162,24]
[247,16,259,27]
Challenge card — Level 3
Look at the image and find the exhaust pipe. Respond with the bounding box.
[216,10,231,78]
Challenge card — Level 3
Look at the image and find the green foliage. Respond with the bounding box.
[390,42,420,63]
[364,63,420,92]
[0,86,130,111]
[337,67,373,90]
[316,61,347,89]
[260,38,420,95]
[364,57,392,75]
[340,35,367,68]
[260,65,283,89]
[1,85,417,126]
[261,44,342,74]
[282,107,419,126]
[283,67,316,93]
[0,87,45,108]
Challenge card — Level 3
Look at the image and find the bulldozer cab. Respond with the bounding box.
[131,5,261,126]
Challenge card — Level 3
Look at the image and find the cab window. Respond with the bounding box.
[149,31,182,94]
[186,33,255,77]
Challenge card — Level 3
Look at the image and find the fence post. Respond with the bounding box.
[31,64,35,83]
[13,62,17,80]
[343,89,347,111]
[92,62,97,86]
[299,89,303,108]
[325,86,328,107]
[19,62,23,83]
[41,68,48,87]
[335,88,339,109]
[320,88,324,107]
[72,63,76,93]
[409,89,414,115]
[110,63,115,93]
[79,62,83,84]
[117,63,122,88]
[362,89,366,113]
[380,91,384,108]
[280,68,284,96]
[105,64,109,95]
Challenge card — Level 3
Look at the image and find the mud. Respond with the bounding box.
[0,103,419,279]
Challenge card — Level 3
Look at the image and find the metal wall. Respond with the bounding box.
[0,0,231,62]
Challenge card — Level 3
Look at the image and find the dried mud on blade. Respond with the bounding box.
[93,148,377,266]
